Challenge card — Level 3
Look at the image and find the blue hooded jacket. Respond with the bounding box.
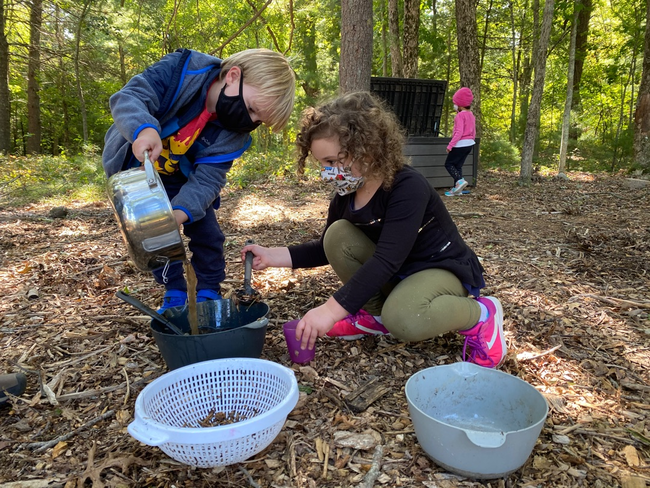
[102,49,251,222]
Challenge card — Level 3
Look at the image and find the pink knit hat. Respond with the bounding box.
[452,87,474,107]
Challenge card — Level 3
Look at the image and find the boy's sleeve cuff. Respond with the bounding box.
[133,123,159,141]
[172,206,193,224]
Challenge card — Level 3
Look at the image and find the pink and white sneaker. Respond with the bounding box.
[458,297,506,368]
[327,310,390,340]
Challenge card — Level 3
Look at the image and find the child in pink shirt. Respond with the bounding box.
[445,87,476,196]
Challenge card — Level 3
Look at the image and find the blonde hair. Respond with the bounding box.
[296,91,407,188]
[221,49,296,131]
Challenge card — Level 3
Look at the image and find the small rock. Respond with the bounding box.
[552,434,571,445]
[49,206,68,219]
[333,430,378,450]
[11,419,32,432]
[623,178,649,190]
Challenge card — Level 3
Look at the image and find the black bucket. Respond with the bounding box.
[150,298,269,370]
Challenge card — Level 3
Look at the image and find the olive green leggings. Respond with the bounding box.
[323,220,482,342]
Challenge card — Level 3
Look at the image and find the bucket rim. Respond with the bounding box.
[405,362,549,436]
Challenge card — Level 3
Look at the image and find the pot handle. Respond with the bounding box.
[464,429,507,449]
[143,150,158,189]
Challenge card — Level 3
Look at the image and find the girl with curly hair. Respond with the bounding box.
[242,91,506,368]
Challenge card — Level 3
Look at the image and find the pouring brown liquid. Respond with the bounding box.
[184,260,199,335]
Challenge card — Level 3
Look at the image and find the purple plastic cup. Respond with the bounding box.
[283,319,315,364]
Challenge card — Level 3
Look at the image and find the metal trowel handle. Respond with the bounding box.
[244,239,255,295]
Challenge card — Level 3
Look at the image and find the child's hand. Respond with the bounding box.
[133,128,163,162]
[446,148,451,153]
[295,305,338,350]
[173,209,188,226]
[240,244,292,270]
[295,298,350,350]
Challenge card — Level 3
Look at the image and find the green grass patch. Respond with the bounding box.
[0,153,107,208]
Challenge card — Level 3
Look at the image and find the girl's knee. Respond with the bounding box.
[381,305,442,342]
[381,294,462,342]
[323,220,356,248]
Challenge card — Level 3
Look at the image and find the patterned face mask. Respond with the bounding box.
[320,166,365,196]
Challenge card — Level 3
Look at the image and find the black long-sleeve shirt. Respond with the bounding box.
[288,165,485,314]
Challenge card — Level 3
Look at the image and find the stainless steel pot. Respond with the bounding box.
[107,153,186,271]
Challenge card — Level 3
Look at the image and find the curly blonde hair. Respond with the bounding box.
[296,91,407,188]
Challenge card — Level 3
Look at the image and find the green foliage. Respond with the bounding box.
[3,0,648,175]
[0,154,107,207]
[479,136,521,171]
[229,147,298,189]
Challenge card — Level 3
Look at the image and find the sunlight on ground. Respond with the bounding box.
[230,194,288,225]
[228,189,328,227]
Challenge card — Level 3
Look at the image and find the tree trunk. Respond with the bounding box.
[443,27,452,136]
[26,0,43,154]
[432,0,438,40]
[387,0,403,77]
[633,0,650,171]
[559,1,579,175]
[0,0,11,153]
[340,0,373,93]
[569,0,592,143]
[571,0,592,109]
[455,0,481,136]
[402,0,420,78]
[518,0,535,143]
[380,0,388,76]
[479,0,493,75]
[508,0,524,143]
[612,24,640,171]
[119,43,128,86]
[520,0,555,184]
[54,3,70,153]
[298,12,320,103]
[75,0,91,144]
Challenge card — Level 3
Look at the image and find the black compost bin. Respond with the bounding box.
[371,77,447,137]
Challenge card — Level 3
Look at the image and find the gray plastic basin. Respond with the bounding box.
[405,362,548,479]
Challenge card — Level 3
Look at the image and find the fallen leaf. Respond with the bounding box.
[265,459,282,468]
[622,445,640,467]
[51,441,68,459]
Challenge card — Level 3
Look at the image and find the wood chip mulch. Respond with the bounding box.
[0,170,648,488]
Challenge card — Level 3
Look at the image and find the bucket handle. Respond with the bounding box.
[464,429,507,448]
[143,151,159,189]
[241,316,269,330]
[127,420,169,447]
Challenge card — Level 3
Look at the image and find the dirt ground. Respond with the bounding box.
[0,169,648,488]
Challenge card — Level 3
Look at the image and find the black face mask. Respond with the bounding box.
[215,72,262,133]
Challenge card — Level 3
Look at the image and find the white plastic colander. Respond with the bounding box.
[127,358,299,468]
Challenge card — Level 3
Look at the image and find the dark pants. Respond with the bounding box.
[444,145,473,184]
[152,174,225,292]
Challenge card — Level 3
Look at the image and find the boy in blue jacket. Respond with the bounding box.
[103,48,295,311]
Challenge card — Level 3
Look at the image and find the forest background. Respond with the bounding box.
[1,0,650,202]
